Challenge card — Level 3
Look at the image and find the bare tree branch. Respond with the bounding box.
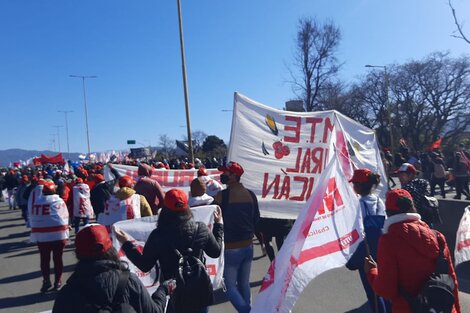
[449,0,470,44]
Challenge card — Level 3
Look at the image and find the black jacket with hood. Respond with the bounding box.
[52,260,168,313]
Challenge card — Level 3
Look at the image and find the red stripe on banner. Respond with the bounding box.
[298,230,360,265]
[31,225,69,233]
[457,238,470,251]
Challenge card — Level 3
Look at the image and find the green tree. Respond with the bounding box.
[202,135,227,157]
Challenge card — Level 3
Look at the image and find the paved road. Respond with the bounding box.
[1,201,469,313]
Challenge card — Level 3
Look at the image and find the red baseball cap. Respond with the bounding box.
[42,180,56,194]
[218,161,244,177]
[197,167,208,177]
[164,189,189,212]
[75,224,113,259]
[349,168,372,183]
[119,176,134,188]
[93,174,105,183]
[395,163,417,174]
[385,189,413,212]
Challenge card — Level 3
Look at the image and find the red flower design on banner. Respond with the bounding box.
[272,141,290,159]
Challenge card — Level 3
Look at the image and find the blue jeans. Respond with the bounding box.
[224,245,253,313]
[73,216,89,233]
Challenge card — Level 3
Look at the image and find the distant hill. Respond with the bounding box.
[0,149,82,167]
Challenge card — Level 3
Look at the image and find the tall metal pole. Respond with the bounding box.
[176,0,194,164]
[70,75,97,157]
[58,110,73,160]
[53,125,63,153]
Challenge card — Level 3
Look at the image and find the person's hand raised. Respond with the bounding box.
[214,205,223,224]
[114,226,130,243]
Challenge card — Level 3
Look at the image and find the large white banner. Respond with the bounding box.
[251,156,363,313]
[228,93,386,219]
[111,205,224,294]
[455,206,470,267]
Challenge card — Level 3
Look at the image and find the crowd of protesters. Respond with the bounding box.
[0,141,468,312]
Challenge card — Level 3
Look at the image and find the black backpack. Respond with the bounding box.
[171,222,213,313]
[401,231,455,313]
[80,270,137,313]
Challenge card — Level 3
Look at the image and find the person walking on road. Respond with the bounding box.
[365,189,461,313]
[29,180,69,292]
[453,152,470,200]
[214,161,260,313]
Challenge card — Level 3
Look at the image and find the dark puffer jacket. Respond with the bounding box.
[122,213,223,281]
[52,260,168,313]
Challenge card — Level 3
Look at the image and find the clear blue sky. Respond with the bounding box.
[1,0,469,154]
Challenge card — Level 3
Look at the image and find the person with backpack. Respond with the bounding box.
[396,163,435,227]
[430,152,447,198]
[115,188,224,313]
[52,224,173,313]
[364,189,461,313]
[346,169,391,313]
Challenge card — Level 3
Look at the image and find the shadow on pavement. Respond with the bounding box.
[0,240,36,254]
[0,230,30,241]
[0,264,75,284]
[0,290,58,309]
[0,223,26,230]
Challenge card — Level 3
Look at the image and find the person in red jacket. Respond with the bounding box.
[134,163,165,215]
[365,189,461,313]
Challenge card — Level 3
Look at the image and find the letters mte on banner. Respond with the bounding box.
[228,92,386,219]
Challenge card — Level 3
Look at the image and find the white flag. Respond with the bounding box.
[251,157,363,313]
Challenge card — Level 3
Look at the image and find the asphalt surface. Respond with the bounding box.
[1,200,469,313]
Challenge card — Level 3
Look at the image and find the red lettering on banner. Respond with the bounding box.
[298,230,360,265]
[262,173,280,198]
[311,147,324,174]
[31,204,51,216]
[262,174,316,201]
[323,117,334,143]
[284,116,301,143]
[206,264,216,276]
[289,177,308,201]
[42,204,51,215]
[318,177,344,215]
[306,117,323,143]
[300,149,311,173]
[457,239,470,251]
[278,177,290,199]
[286,148,301,173]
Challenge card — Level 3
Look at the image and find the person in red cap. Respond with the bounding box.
[97,176,152,226]
[52,224,174,313]
[197,167,223,197]
[115,188,224,313]
[364,189,460,313]
[29,180,69,293]
[346,169,390,313]
[213,161,260,313]
[396,163,435,227]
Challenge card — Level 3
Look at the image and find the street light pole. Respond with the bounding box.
[53,125,63,153]
[176,0,194,165]
[58,110,73,160]
[69,75,97,157]
[365,64,393,150]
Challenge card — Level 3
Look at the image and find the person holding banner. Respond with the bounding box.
[188,177,214,207]
[115,188,224,313]
[214,161,260,313]
[29,180,69,293]
[52,224,173,313]
[346,169,390,313]
[365,189,461,313]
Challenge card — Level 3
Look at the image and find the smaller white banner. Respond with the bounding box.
[111,205,224,294]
